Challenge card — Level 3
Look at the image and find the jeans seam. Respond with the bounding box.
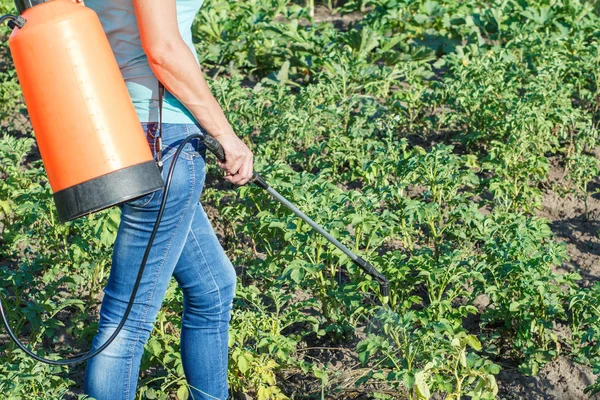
[129,156,196,397]
[125,347,134,399]
[189,228,226,397]
[193,387,222,400]
[185,124,200,157]
[161,143,195,162]
[128,191,156,209]
[145,155,196,311]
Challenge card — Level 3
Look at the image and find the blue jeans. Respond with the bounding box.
[83,123,236,400]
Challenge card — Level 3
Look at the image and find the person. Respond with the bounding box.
[82,0,253,399]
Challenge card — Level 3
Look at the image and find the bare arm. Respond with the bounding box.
[132,0,253,185]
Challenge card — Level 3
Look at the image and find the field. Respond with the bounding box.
[1,0,600,399]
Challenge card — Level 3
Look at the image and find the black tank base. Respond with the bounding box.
[53,160,164,223]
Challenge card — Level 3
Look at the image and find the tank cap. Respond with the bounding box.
[14,0,49,14]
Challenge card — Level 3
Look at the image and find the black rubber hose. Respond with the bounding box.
[0,134,203,365]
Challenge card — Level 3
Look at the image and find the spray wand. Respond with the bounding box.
[200,135,391,303]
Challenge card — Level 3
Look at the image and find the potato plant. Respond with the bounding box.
[1,0,599,398]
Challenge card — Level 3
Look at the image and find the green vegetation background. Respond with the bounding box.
[1,0,599,399]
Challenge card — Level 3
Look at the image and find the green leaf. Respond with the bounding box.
[177,384,189,400]
[0,199,11,215]
[276,61,290,84]
[314,368,329,385]
[465,335,482,351]
[415,371,431,399]
[237,352,253,374]
[460,350,467,368]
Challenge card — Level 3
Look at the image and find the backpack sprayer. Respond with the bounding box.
[0,0,389,366]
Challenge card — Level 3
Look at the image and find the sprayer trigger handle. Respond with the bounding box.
[201,135,226,163]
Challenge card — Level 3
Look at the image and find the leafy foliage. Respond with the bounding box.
[1,0,599,398]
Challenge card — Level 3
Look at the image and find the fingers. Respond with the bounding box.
[224,156,243,180]
[215,134,254,185]
[224,154,253,185]
[234,154,254,185]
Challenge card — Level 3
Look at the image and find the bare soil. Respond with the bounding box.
[499,155,600,399]
[312,5,363,30]
[498,357,599,400]
[538,157,600,285]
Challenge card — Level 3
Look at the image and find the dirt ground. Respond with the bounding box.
[498,356,599,400]
[539,158,600,286]
[498,156,600,400]
[311,4,363,29]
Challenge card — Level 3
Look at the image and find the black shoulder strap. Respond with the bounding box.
[156,81,165,171]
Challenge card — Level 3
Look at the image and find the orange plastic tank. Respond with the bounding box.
[8,0,163,221]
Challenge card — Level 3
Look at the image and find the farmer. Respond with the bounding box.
[83,0,253,399]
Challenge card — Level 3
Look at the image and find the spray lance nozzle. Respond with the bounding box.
[353,257,390,303]
[200,134,391,303]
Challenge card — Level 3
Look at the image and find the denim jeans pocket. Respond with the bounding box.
[142,123,206,163]
[160,140,199,163]
[127,189,157,209]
